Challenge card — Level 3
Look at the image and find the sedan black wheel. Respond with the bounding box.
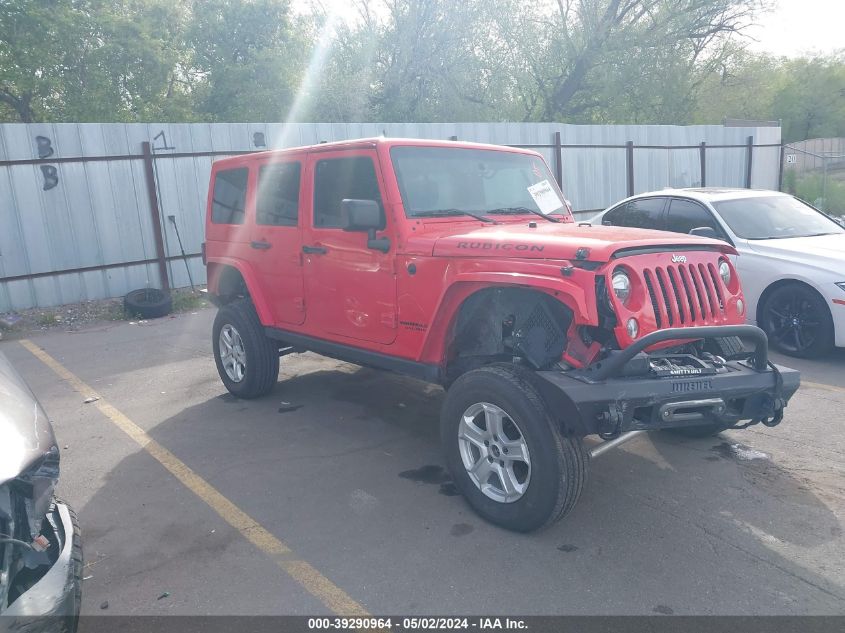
[761,283,834,358]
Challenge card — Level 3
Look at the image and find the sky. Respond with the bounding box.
[301,0,842,59]
[748,0,844,57]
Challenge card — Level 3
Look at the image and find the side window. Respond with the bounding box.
[257,162,301,226]
[604,198,665,229]
[211,168,248,225]
[602,203,628,226]
[666,199,720,235]
[313,156,382,228]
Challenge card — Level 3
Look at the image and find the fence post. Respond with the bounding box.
[626,141,634,197]
[141,141,170,292]
[745,135,753,189]
[553,131,563,188]
[699,142,706,187]
[777,143,786,191]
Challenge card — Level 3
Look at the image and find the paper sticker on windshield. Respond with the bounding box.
[527,180,564,215]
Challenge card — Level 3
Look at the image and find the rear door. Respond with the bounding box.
[665,198,729,240]
[602,197,668,229]
[249,157,306,325]
[301,150,397,345]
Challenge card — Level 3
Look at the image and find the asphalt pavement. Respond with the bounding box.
[2,308,843,616]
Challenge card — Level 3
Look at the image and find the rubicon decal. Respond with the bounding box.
[457,242,545,252]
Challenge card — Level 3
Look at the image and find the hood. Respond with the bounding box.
[744,233,845,274]
[429,222,734,261]
[0,352,57,484]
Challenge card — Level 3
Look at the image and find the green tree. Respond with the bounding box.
[773,55,845,142]
[186,0,306,122]
[0,0,191,122]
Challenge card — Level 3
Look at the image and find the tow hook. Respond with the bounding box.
[597,404,625,440]
[589,430,647,458]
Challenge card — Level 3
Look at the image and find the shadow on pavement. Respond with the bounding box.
[77,365,845,615]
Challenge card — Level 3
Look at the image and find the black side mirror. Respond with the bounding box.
[341,199,383,231]
[689,226,718,239]
[340,199,390,253]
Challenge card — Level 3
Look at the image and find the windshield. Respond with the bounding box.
[390,146,573,221]
[712,195,844,240]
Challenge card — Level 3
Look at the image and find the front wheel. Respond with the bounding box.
[441,364,588,532]
[213,299,279,398]
[760,283,834,358]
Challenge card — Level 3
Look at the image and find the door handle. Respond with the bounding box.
[302,245,328,255]
[251,240,272,250]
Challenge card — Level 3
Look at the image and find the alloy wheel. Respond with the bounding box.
[457,402,531,503]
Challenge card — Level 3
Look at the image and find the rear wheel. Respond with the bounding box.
[760,283,834,358]
[441,364,588,532]
[213,299,279,398]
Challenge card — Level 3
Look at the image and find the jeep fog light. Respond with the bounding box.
[737,299,745,315]
[626,318,639,339]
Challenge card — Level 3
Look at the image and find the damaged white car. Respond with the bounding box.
[0,352,82,631]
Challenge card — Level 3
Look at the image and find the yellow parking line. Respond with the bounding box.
[802,380,845,395]
[19,339,367,616]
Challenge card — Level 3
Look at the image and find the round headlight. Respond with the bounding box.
[718,260,731,286]
[611,270,631,304]
[626,318,639,339]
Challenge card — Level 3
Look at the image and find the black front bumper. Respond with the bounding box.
[536,325,800,436]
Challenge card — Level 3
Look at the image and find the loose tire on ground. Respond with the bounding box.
[124,288,172,319]
[441,364,589,532]
[212,299,279,398]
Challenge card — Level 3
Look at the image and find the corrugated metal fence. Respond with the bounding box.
[0,122,781,311]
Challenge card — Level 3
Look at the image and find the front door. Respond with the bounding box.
[249,158,306,325]
[302,150,397,345]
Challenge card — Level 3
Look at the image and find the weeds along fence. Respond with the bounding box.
[0,122,782,312]
[780,138,845,216]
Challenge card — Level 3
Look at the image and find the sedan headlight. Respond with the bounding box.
[611,270,631,304]
[718,260,731,286]
[15,446,60,539]
[836,282,845,293]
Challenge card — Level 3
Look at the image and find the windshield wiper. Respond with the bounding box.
[750,232,836,240]
[413,209,498,223]
[487,206,561,223]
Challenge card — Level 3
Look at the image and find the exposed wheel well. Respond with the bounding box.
[444,287,573,382]
[756,279,832,326]
[215,265,249,304]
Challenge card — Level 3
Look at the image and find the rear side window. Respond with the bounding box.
[603,197,665,229]
[313,157,382,228]
[665,199,720,235]
[211,168,248,225]
[257,162,301,226]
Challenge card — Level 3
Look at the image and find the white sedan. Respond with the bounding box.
[593,188,845,358]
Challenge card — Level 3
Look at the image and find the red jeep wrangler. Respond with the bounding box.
[204,138,799,532]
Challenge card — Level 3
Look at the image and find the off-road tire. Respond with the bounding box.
[441,364,588,532]
[124,288,172,319]
[213,299,279,398]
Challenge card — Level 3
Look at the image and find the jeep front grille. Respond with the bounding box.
[643,263,725,328]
